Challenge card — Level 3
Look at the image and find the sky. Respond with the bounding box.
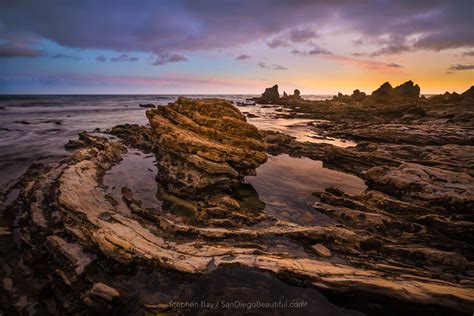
[0,0,473,95]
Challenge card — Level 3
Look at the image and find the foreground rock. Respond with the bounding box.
[147,97,267,197]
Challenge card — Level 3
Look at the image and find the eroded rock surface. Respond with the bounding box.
[1,95,474,315]
[146,97,267,197]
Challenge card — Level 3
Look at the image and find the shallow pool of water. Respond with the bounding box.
[103,148,162,214]
[237,104,356,148]
[245,154,367,226]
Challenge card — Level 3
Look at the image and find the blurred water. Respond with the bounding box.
[0,94,337,189]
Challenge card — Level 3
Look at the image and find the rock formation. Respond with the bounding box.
[429,86,474,104]
[254,84,280,103]
[371,80,420,100]
[146,97,267,198]
[393,80,421,98]
[350,89,366,101]
[371,82,394,98]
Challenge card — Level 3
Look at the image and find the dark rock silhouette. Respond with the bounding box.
[393,80,420,98]
[371,82,393,98]
[351,89,366,101]
[372,81,420,100]
[255,84,280,103]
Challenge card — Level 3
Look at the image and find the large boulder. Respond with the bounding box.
[146,97,267,197]
[256,84,280,104]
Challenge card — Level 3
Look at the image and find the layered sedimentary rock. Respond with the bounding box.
[2,94,474,314]
[3,132,474,314]
[146,97,267,197]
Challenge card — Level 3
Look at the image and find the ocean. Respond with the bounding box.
[0,94,333,189]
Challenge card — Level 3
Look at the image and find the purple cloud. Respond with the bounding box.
[387,63,403,68]
[151,53,187,66]
[0,1,471,56]
[236,54,251,61]
[449,64,474,71]
[51,53,82,60]
[268,26,319,48]
[288,27,318,43]
[95,55,107,62]
[291,47,332,56]
[257,62,287,70]
[109,54,139,62]
[0,42,43,58]
[267,38,289,49]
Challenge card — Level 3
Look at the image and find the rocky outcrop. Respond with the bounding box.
[2,93,474,314]
[371,80,420,100]
[461,85,474,99]
[366,162,474,211]
[332,90,367,103]
[146,97,267,198]
[429,86,474,104]
[393,80,421,98]
[254,84,280,104]
[331,81,420,105]
[3,132,474,314]
[371,82,393,98]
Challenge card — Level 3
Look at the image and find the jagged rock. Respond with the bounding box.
[371,81,420,100]
[461,86,474,99]
[255,84,280,104]
[393,80,420,98]
[372,82,393,98]
[146,97,267,197]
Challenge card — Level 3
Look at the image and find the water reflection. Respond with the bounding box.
[103,148,162,214]
[245,154,367,226]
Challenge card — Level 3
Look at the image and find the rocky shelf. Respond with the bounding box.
[1,95,473,315]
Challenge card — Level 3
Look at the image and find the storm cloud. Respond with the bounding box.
[0,1,471,56]
[0,42,43,57]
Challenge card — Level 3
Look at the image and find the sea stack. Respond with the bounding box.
[146,97,268,197]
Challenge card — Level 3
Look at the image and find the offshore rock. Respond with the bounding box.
[393,80,421,98]
[255,84,280,104]
[146,97,267,197]
[371,80,420,100]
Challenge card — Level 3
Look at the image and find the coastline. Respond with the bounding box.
[1,83,473,315]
